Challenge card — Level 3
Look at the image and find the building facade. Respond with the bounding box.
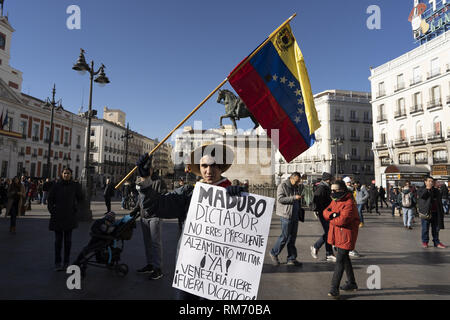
[369,30,450,187]
[274,90,374,185]
[0,14,86,179]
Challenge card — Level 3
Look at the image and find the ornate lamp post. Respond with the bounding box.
[121,122,133,176]
[331,138,344,178]
[43,84,62,179]
[72,48,110,221]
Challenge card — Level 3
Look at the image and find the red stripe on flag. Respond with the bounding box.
[229,62,309,162]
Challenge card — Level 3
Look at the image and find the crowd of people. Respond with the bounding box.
[1,142,449,300]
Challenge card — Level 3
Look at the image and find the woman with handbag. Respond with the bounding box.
[418,176,446,249]
[323,180,360,299]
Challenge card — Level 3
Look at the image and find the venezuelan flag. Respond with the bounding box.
[228,23,320,163]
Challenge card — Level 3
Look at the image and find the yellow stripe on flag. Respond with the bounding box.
[270,24,320,134]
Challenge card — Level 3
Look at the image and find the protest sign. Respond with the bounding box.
[173,182,274,300]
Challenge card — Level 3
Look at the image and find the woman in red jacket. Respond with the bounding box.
[324,180,360,299]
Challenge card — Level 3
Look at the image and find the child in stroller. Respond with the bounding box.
[73,211,138,277]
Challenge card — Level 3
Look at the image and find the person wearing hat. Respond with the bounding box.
[134,154,167,280]
[132,143,242,299]
[311,172,337,262]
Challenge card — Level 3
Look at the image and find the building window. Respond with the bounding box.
[396,74,405,91]
[378,82,385,97]
[91,128,95,136]
[399,153,410,164]
[380,157,391,166]
[415,151,428,164]
[412,66,421,85]
[105,129,108,137]
[20,120,27,136]
[430,57,440,78]
[433,150,448,164]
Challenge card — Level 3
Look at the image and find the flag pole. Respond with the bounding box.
[115,13,297,190]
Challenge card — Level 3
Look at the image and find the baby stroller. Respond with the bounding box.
[74,212,140,277]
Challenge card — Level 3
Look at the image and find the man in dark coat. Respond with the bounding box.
[368,184,380,214]
[311,172,336,262]
[47,168,83,270]
[104,178,115,212]
[418,176,445,249]
[440,180,449,215]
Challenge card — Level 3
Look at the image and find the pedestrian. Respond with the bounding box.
[121,181,131,210]
[131,143,242,300]
[103,178,115,212]
[310,172,336,262]
[269,172,304,266]
[354,181,369,228]
[135,155,167,280]
[378,186,388,208]
[0,178,9,215]
[342,177,361,258]
[42,178,52,205]
[368,184,380,215]
[399,184,416,230]
[47,168,83,271]
[440,179,449,215]
[389,187,401,217]
[418,176,446,249]
[324,180,360,299]
[6,177,25,234]
[37,180,43,204]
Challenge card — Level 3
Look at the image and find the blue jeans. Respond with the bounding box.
[314,213,333,256]
[421,213,440,246]
[442,200,449,215]
[357,204,365,223]
[140,217,162,269]
[271,210,299,261]
[402,208,414,227]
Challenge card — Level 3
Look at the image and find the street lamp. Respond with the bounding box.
[72,48,110,221]
[331,138,343,178]
[44,84,63,179]
[121,122,133,176]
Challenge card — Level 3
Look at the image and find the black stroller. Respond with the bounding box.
[74,212,140,277]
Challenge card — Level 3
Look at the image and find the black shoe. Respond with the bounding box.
[137,264,154,274]
[340,282,358,291]
[149,268,163,280]
[328,290,340,299]
[286,260,302,267]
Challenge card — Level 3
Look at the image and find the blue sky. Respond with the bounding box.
[7,0,417,141]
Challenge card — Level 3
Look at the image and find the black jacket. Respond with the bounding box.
[440,184,449,201]
[417,187,445,230]
[368,185,379,200]
[47,179,83,231]
[104,183,115,198]
[313,181,331,216]
[136,176,167,219]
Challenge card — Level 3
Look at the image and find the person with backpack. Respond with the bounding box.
[399,184,416,229]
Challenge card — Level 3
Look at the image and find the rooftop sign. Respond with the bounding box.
[409,0,449,44]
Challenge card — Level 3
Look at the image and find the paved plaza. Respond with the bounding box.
[0,200,449,300]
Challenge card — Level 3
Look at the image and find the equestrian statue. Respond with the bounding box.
[216,89,259,130]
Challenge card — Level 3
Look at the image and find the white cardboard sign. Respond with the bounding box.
[173,183,274,300]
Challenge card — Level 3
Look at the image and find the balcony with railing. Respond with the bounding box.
[362,118,372,124]
[32,136,39,142]
[376,90,386,99]
[410,104,423,114]
[350,155,361,161]
[410,76,423,86]
[394,82,405,92]
[394,109,407,119]
[334,115,344,122]
[54,141,60,146]
[350,136,360,142]
[394,138,408,147]
[18,151,25,157]
[427,132,444,143]
[375,141,388,149]
[377,114,387,123]
[349,117,359,123]
[427,68,441,80]
[63,142,70,147]
[410,135,425,145]
[447,95,450,105]
[427,98,442,110]
[363,136,373,142]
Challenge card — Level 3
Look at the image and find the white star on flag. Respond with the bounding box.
[280,77,287,84]
[288,81,295,88]
[294,116,301,124]
[272,74,278,81]
[297,108,304,114]
[297,97,304,105]
[295,89,302,96]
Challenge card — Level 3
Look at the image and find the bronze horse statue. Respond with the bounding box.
[216,89,259,130]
